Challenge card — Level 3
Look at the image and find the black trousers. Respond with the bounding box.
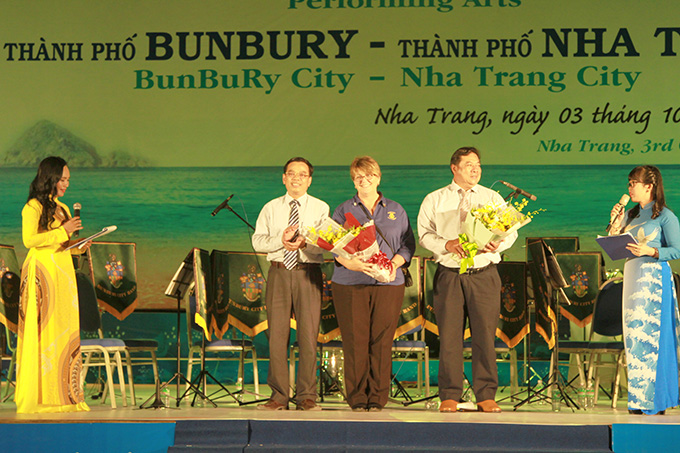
[332,283,405,408]
[433,264,501,403]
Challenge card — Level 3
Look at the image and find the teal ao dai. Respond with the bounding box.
[621,202,680,414]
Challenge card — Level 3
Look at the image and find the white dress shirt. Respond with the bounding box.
[252,193,330,263]
[417,179,518,269]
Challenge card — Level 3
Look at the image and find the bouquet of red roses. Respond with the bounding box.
[303,213,393,282]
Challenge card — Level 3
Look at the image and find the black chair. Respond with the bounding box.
[289,340,345,401]
[393,326,431,398]
[185,294,260,398]
[462,338,519,396]
[0,271,20,401]
[583,277,625,408]
[77,272,130,408]
[84,242,160,404]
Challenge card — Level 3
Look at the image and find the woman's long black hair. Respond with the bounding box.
[27,156,68,231]
[627,165,666,221]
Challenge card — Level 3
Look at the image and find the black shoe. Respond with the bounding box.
[351,405,367,412]
[628,409,643,415]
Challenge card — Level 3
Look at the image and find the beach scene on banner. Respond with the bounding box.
[3,164,678,309]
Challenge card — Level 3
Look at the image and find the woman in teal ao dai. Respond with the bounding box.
[610,165,680,415]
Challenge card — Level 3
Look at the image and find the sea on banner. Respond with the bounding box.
[302,212,393,282]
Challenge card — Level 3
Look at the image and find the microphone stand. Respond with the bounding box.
[212,197,256,231]
[211,197,267,405]
[504,189,523,202]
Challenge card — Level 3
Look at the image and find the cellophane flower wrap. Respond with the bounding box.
[303,213,392,282]
[461,199,533,249]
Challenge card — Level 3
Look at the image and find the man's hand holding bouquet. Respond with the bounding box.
[457,198,542,273]
[303,213,394,282]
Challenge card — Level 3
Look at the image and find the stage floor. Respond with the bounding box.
[0,384,678,427]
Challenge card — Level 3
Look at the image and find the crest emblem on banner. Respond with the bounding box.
[104,254,124,288]
[239,265,264,303]
[569,264,589,298]
[502,277,517,313]
[321,273,333,310]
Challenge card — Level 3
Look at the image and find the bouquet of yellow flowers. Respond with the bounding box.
[462,198,540,248]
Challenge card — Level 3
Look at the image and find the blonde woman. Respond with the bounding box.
[331,156,415,412]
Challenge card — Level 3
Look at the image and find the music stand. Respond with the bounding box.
[179,301,243,407]
[139,254,210,409]
[514,240,578,411]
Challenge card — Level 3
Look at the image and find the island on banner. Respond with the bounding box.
[302,213,393,282]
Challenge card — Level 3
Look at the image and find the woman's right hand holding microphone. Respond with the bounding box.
[63,216,83,236]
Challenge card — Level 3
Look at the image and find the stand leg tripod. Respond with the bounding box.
[315,345,346,402]
[225,337,266,405]
[140,291,209,409]
[177,336,247,407]
[507,325,548,408]
[514,291,579,411]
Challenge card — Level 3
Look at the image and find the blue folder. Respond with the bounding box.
[596,233,638,261]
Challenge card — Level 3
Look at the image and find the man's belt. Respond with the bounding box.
[442,263,495,275]
[271,261,320,270]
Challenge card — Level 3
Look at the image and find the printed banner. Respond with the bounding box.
[0,244,20,332]
[394,257,423,338]
[527,239,557,349]
[497,261,529,348]
[226,252,269,338]
[3,1,678,167]
[192,248,212,338]
[2,1,680,312]
[555,252,604,328]
[210,250,232,339]
[423,258,439,336]
[87,241,138,321]
[318,260,341,343]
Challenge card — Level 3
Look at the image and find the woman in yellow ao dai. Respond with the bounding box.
[16,156,90,413]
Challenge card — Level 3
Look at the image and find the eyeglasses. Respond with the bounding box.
[628,180,643,188]
[353,174,378,183]
[286,172,310,179]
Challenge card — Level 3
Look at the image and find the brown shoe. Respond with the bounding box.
[257,399,288,411]
[439,399,458,413]
[477,399,501,413]
[296,399,322,411]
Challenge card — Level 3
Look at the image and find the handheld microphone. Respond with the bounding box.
[211,194,234,217]
[605,194,630,233]
[73,203,81,238]
[499,180,537,201]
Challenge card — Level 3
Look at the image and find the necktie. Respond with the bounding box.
[283,200,300,270]
[459,189,471,224]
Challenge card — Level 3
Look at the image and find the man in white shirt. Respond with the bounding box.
[252,157,330,411]
[418,147,518,413]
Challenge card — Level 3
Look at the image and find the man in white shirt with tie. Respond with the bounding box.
[417,147,517,413]
[252,157,330,411]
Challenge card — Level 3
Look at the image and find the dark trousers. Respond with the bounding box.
[265,264,322,404]
[433,264,501,403]
[332,283,405,408]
